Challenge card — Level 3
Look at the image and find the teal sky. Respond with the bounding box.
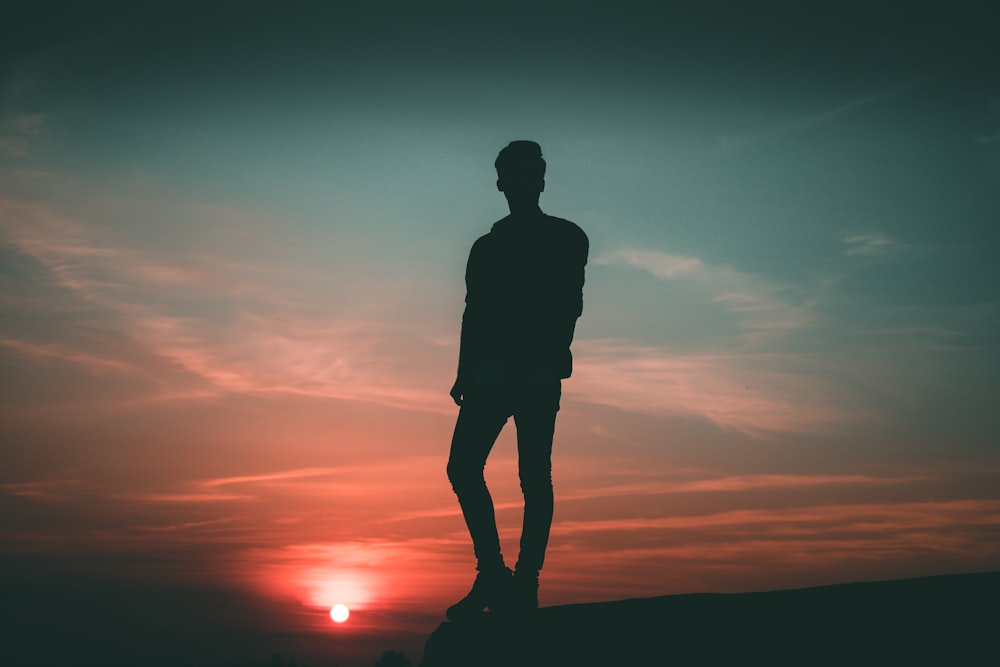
[2,2,998,666]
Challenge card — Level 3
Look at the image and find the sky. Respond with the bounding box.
[2,2,999,665]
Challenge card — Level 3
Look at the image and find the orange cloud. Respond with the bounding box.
[200,467,344,488]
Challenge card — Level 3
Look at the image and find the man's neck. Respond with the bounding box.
[508,203,542,217]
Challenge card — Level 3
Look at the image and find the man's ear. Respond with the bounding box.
[496,178,504,192]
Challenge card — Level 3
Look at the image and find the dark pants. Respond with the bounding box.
[447,378,561,574]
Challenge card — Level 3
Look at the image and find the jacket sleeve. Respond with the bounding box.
[570,229,588,318]
[556,228,588,342]
[455,237,485,383]
[530,226,588,377]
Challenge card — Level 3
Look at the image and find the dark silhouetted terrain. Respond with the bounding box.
[420,572,999,666]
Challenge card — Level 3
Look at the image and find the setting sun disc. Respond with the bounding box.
[330,604,350,623]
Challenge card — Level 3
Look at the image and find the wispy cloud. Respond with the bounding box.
[104,459,449,523]
[558,471,935,501]
[0,478,85,501]
[553,499,1000,537]
[709,67,947,155]
[0,188,454,417]
[0,337,144,376]
[119,492,255,503]
[597,249,813,340]
[541,496,1000,600]
[572,339,857,436]
[840,231,899,256]
[585,249,847,434]
[201,467,343,488]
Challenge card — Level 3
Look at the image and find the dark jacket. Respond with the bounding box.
[457,210,589,385]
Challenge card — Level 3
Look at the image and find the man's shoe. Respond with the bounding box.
[508,569,539,613]
[445,567,513,620]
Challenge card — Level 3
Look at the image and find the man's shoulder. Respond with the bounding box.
[542,213,582,230]
[542,214,589,248]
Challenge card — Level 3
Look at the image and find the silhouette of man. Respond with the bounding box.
[446,140,588,619]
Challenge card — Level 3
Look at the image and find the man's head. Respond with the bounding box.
[495,141,546,208]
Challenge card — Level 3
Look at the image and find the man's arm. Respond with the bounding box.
[524,224,588,377]
[452,237,486,406]
[556,227,589,352]
[569,228,588,319]
[550,225,589,325]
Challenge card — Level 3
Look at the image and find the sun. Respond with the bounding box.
[330,604,350,623]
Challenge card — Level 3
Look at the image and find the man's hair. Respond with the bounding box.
[495,140,546,183]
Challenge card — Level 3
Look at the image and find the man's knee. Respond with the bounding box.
[447,457,484,492]
[518,464,553,496]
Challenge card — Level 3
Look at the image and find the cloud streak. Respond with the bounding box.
[553,499,1000,537]
[557,471,935,501]
[0,337,144,376]
[597,249,814,340]
[709,66,948,154]
[574,248,852,434]
[841,231,899,256]
[572,339,857,435]
[201,467,344,488]
[0,187,455,418]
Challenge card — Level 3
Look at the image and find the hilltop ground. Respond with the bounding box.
[420,571,999,666]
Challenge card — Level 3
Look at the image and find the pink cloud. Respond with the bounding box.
[200,467,344,488]
[553,471,934,503]
[117,492,255,503]
[0,189,456,417]
[552,499,1000,536]
[571,339,861,436]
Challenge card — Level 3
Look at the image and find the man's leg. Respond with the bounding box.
[511,379,561,608]
[446,398,509,572]
[445,393,512,619]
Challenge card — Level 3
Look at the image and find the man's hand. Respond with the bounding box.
[449,379,465,406]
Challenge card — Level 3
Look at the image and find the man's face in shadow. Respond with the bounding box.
[497,172,545,211]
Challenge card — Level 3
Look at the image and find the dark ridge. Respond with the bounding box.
[420,571,999,666]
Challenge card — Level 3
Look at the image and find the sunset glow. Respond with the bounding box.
[2,4,998,667]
